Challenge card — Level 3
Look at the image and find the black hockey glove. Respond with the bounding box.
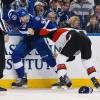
[67,56,75,62]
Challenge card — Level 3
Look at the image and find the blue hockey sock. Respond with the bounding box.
[13,61,25,78]
[15,66,25,78]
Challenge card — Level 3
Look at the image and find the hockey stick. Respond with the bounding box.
[0,0,6,31]
[0,17,6,32]
[0,12,6,32]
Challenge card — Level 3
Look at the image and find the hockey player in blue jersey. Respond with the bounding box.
[3,9,72,88]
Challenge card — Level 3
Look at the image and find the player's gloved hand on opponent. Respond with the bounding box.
[67,56,75,62]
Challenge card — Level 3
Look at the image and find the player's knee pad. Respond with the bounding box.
[42,55,56,67]
[11,52,21,63]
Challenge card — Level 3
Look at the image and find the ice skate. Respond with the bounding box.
[12,75,27,88]
[91,77,100,89]
[51,75,72,90]
[0,87,7,91]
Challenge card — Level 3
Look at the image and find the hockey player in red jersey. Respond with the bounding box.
[3,9,72,89]
[39,26,100,89]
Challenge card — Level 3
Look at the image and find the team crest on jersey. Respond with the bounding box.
[11,15,17,20]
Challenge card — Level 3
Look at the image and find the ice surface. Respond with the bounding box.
[0,89,100,100]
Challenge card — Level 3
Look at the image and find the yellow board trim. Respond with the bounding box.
[0,79,100,88]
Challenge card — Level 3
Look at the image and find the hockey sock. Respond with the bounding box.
[56,53,68,64]
[13,61,25,78]
[55,54,68,78]
[82,59,98,79]
[57,64,67,78]
[87,66,97,78]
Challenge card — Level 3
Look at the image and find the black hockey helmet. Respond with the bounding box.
[78,86,93,94]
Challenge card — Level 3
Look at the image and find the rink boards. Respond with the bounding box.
[0,35,100,88]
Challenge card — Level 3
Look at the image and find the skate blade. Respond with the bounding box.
[51,86,60,90]
[51,86,68,90]
[12,85,28,89]
[61,86,68,90]
[0,89,7,91]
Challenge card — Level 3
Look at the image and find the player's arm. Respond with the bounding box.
[18,28,35,35]
[39,28,57,37]
[39,28,50,36]
[39,20,57,36]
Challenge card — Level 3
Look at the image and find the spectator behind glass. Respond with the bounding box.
[45,0,62,18]
[34,1,45,20]
[95,5,100,24]
[69,0,94,29]
[47,11,58,28]
[94,0,100,6]
[11,0,27,10]
[88,0,95,7]
[85,15,100,33]
[58,1,74,27]
[49,0,58,12]
[67,16,81,29]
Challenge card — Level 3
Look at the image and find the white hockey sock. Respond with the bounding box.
[57,64,67,78]
[82,59,98,79]
[51,64,67,78]
[55,53,68,78]
[13,60,25,78]
[56,53,68,64]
